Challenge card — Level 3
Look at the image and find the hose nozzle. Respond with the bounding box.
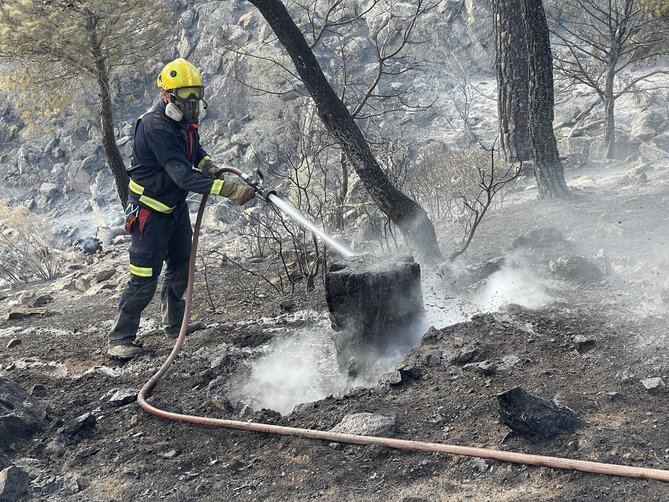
[241,169,276,201]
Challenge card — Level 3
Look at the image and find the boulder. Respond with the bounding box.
[0,378,47,450]
[39,183,60,199]
[0,466,29,501]
[549,255,603,282]
[630,110,666,141]
[330,412,396,436]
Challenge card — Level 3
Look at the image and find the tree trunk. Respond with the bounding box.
[521,0,569,199]
[334,150,348,231]
[603,71,616,160]
[493,0,531,163]
[247,0,442,262]
[87,16,129,207]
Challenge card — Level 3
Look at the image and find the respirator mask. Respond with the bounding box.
[165,86,207,123]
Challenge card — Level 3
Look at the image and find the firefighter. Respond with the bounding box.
[108,58,254,359]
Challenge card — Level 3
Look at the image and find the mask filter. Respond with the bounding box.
[165,95,200,123]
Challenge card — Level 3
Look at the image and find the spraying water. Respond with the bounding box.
[267,193,356,259]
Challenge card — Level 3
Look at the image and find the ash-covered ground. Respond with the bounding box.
[0,160,667,501]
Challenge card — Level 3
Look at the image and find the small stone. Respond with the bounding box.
[109,389,137,406]
[39,182,60,199]
[45,437,66,456]
[640,377,665,392]
[330,412,396,436]
[30,384,47,397]
[159,449,179,459]
[279,299,296,312]
[379,370,403,386]
[463,360,496,376]
[497,354,521,371]
[6,339,21,349]
[5,308,46,320]
[62,412,96,437]
[0,466,29,501]
[95,269,116,283]
[32,294,53,307]
[573,335,596,353]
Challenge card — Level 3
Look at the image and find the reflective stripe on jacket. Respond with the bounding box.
[128,100,216,211]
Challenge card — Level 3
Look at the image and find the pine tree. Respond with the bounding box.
[0,0,170,206]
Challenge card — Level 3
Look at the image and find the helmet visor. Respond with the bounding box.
[173,86,204,100]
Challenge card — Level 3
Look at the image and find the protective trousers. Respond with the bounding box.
[109,203,192,345]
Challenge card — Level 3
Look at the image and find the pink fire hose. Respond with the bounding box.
[138,168,669,483]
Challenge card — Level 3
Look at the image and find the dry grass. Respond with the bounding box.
[0,201,60,284]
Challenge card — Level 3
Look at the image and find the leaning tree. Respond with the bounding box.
[0,0,169,206]
[245,0,443,262]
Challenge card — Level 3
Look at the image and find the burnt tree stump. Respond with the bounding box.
[497,387,583,441]
[325,256,424,378]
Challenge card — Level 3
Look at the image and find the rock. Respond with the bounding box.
[326,256,424,377]
[549,255,603,282]
[39,182,60,199]
[0,378,47,450]
[74,277,91,292]
[77,236,102,255]
[108,389,137,406]
[331,412,397,436]
[112,235,129,246]
[95,268,116,283]
[62,412,96,438]
[463,359,496,376]
[30,384,47,397]
[6,339,21,349]
[573,335,596,353]
[497,387,583,440]
[31,294,53,308]
[497,354,521,372]
[159,449,179,459]
[512,227,565,249]
[471,256,506,281]
[5,308,46,320]
[640,377,665,392]
[630,110,666,141]
[0,466,29,501]
[279,299,296,312]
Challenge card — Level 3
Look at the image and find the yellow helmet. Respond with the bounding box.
[156,58,202,91]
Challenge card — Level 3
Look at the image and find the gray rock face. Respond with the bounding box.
[0,466,29,501]
[330,412,397,436]
[0,378,47,451]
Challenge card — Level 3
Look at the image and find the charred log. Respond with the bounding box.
[326,256,424,379]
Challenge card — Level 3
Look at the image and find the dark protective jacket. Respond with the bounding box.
[128,100,216,211]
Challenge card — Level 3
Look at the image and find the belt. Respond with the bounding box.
[128,179,176,214]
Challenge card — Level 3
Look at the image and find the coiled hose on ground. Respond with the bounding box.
[138,168,669,483]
